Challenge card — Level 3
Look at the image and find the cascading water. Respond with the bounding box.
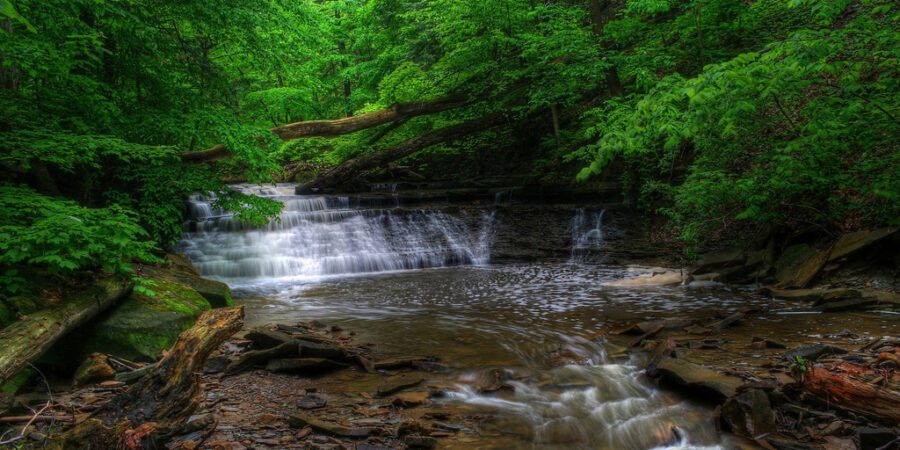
[177,184,493,282]
[571,207,605,260]
[177,187,745,449]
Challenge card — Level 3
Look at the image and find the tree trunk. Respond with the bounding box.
[0,277,132,385]
[51,307,245,449]
[299,113,506,192]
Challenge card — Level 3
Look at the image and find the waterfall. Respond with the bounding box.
[570,208,605,260]
[177,184,494,281]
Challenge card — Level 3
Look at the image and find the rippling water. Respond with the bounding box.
[178,185,759,449]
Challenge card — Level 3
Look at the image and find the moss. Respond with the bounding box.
[0,300,12,328]
[1,368,34,394]
[54,278,212,364]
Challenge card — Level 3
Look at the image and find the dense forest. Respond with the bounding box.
[1,0,898,292]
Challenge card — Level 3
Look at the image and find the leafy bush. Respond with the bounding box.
[0,185,158,293]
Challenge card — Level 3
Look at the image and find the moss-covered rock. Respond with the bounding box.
[141,254,234,307]
[66,279,211,362]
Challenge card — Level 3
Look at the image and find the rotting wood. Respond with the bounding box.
[50,307,244,448]
[0,277,132,386]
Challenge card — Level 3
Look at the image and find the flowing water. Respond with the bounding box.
[178,184,761,449]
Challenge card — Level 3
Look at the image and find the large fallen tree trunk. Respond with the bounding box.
[298,112,507,192]
[179,97,468,163]
[0,277,132,386]
[51,306,244,449]
[802,363,900,423]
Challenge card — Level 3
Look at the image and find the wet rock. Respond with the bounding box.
[463,368,513,393]
[710,311,746,331]
[762,287,861,303]
[774,244,829,289]
[856,427,897,450]
[73,353,116,387]
[752,337,786,349]
[373,356,429,370]
[828,228,897,262]
[288,412,371,438]
[245,327,296,349]
[298,340,346,361]
[393,391,430,407]
[298,393,327,409]
[224,342,298,375]
[403,435,437,449]
[398,419,432,435]
[694,249,745,273]
[204,355,230,374]
[720,389,777,438]
[656,357,743,401]
[265,358,350,373]
[180,413,216,434]
[784,344,847,362]
[688,339,726,350]
[644,337,676,377]
[377,375,424,396]
[684,325,712,335]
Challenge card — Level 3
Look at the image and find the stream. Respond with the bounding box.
[177,184,763,449]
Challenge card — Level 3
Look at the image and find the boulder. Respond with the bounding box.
[655,357,743,401]
[694,249,745,274]
[828,228,897,262]
[72,353,116,387]
[63,279,211,362]
[774,244,828,289]
[784,344,847,362]
[377,375,424,397]
[298,340,346,361]
[288,412,371,438]
[142,256,234,307]
[720,389,777,438]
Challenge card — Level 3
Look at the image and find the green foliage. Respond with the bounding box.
[575,0,900,249]
[0,185,158,293]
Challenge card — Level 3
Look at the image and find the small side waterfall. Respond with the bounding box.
[570,208,605,260]
[178,184,494,281]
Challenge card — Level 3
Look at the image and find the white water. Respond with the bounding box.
[177,184,493,282]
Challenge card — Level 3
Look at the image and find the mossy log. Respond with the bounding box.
[0,277,132,385]
[51,307,244,449]
[180,97,468,163]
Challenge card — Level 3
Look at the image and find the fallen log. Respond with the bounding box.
[179,97,468,163]
[802,363,900,423]
[271,96,468,140]
[50,307,244,448]
[0,277,132,385]
[299,112,507,192]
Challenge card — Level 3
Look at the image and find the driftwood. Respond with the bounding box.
[180,97,468,163]
[803,363,900,423]
[51,307,244,449]
[0,277,132,385]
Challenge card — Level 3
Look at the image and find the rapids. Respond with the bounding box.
[177,184,757,449]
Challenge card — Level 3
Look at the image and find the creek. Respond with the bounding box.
[178,184,767,449]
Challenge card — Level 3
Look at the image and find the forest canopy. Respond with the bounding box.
[1,0,898,291]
